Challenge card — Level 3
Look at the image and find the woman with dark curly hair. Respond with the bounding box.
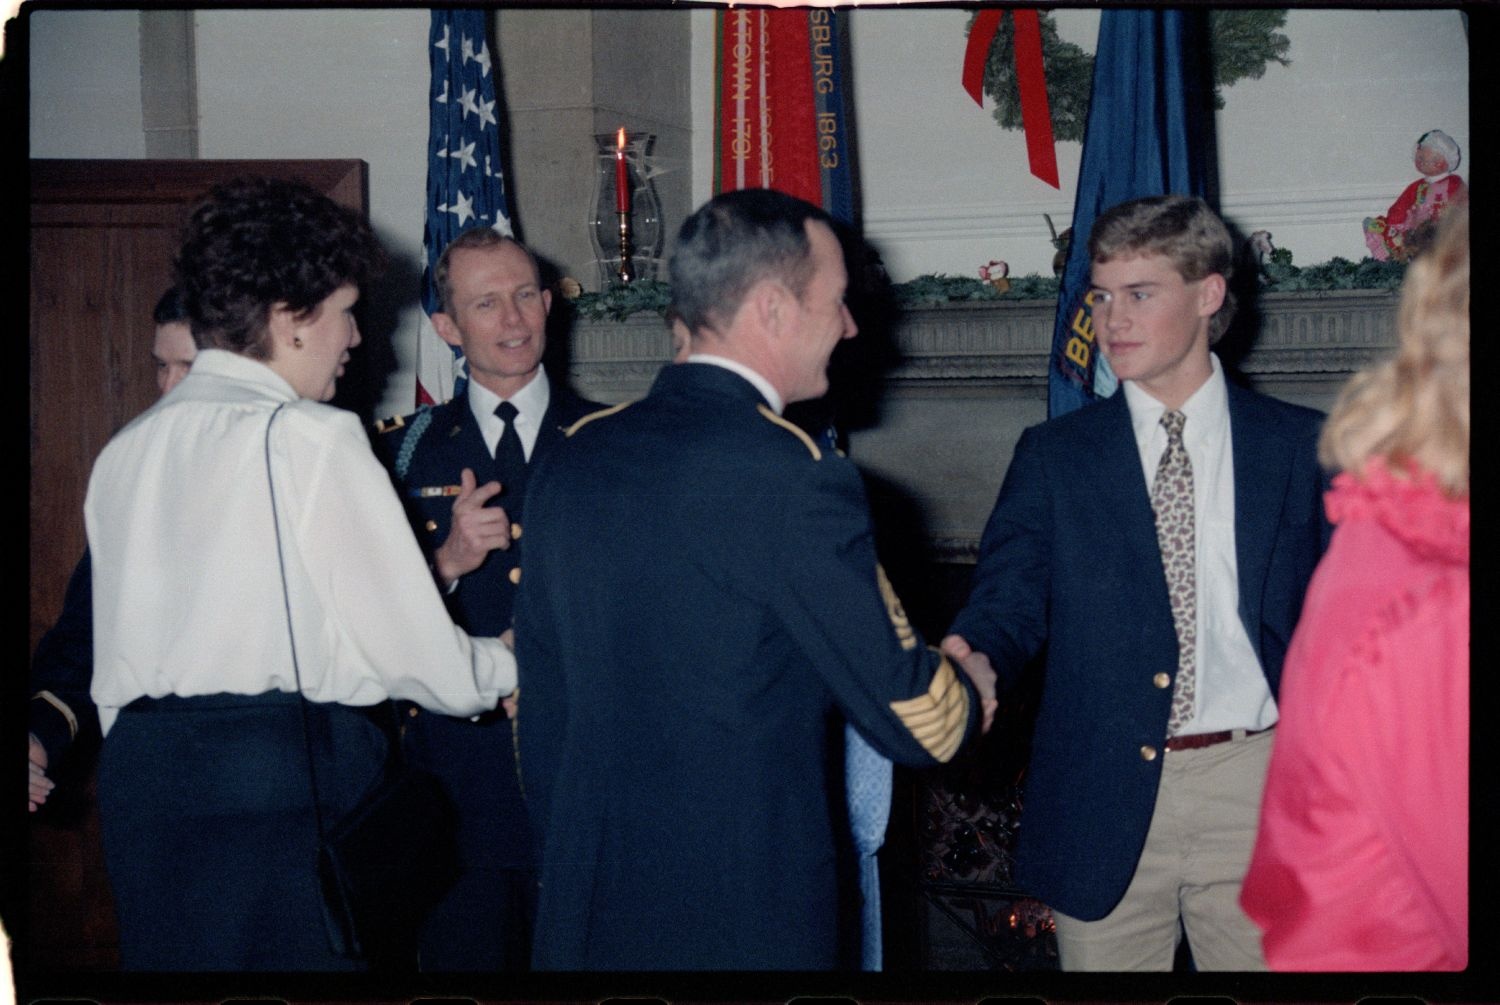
[83,177,517,971]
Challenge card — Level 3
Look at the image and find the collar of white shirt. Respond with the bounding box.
[1123,353,1229,460]
[466,364,551,460]
[684,354,785,415]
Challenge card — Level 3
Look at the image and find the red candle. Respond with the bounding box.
[614,128,629,213]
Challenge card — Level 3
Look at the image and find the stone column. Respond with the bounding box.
[138,10,198,158]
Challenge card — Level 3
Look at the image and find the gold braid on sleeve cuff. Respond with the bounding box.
[888,656,969,762]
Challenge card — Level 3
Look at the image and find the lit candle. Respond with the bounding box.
[614,128,629,214]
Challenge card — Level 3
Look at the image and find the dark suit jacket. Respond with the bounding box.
[374,378,600,871]
[30,551,99,765]
[949,380,1327,921]
[515,363,982,970]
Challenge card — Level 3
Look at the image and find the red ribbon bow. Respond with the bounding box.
[963,9,1059,189]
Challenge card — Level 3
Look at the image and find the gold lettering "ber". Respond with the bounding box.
[1065,290,1099,368]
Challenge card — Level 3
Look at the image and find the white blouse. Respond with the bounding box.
[85,349,515,735]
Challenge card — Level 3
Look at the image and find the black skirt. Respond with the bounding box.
[98,690,387,971]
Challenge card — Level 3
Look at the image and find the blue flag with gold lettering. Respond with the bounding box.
[1049,10,1216,416]
[810,10,857,227]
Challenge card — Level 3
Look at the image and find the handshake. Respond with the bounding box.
[942,633,998,735]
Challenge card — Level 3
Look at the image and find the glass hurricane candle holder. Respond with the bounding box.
[589,130,663,288]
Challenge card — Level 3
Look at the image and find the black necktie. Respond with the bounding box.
[493,401,526,489]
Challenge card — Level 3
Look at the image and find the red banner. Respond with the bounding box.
[716,9,822,203]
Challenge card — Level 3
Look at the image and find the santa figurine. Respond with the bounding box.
[1363,129,1467,261]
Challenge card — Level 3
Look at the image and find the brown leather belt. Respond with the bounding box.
[1164,725,1273,751]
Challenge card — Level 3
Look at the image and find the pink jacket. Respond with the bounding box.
[1241,458,1469,970]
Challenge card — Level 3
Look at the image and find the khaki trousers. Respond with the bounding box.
[1050,727,1273,971]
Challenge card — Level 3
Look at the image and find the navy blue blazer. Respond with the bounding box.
[374,379,601,871]
[516,363,982,969]
[949,380,1328,921]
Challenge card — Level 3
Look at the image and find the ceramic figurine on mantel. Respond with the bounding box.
[980,259,1011,294]
[1363,129,1467,262]
[589,129,663,289]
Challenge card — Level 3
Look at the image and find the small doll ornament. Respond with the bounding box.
[980,259,1010,293]
[1363,129,1467,262]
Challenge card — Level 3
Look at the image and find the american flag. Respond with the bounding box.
[416,9,512,406]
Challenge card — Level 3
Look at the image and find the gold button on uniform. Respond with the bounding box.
[1153,672,1171,689]
[408,706,420,718]
[425,519,438,533]
[509,567,522,585]
[510,522,522,539]
[1140,745,1158,762]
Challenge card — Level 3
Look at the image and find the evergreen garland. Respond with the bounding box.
[894,273,1060,306]
[970,10,1292,140]
[1258,255,1407,292]
[565,259,1404,319]
[567,279,673,321]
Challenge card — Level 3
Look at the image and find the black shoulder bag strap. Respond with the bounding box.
[263,403,336,851]
[263,402,460,964]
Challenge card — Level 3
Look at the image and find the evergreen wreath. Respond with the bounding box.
[970,10,1291,142]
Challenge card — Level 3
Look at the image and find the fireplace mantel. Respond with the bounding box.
[564,289,1399,561]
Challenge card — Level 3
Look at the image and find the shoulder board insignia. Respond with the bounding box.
[565,401,634,437]
[756,405,821,460]
[374,414,406,434]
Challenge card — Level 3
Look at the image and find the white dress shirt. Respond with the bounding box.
[1122,355,1279,734]
[467,363,551,460]
[85,348,515,735]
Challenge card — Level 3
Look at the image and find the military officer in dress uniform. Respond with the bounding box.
[515,189,999,970]
[374,229,599,971]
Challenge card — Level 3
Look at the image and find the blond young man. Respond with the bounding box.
[946,195,1329,970]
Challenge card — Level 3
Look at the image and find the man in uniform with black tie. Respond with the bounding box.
[375,229,599,971]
